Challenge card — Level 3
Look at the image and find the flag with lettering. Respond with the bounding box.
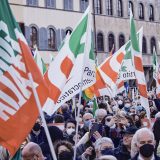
[0,0,48,155]
[43,7,96,115]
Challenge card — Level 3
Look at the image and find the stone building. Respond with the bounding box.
[9,0,160,87]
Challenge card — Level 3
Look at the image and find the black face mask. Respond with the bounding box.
[58,151,73,160]
[33,123,41,131]
[101,148,114,156]
[139,144,154,158]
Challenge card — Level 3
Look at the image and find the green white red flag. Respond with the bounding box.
[130,9,150,118]
[152,47,160,98]
[0,0,48,155]
[43,7,96,115]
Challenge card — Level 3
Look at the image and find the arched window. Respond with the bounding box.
[94,0,102,14]
[45,0,56,8]
[149,5,154,21]
[117,0,123,17]
[106,0,113,15]
[119,34,125,48]
[64,0,73,10]
[80,0,89,12]
[66,29,72,35]
[30,26,38,48]
[48,28,56,50]
[97,33,104,51]
[128,1,134,16]
[142,36,147,54]
[108,33,114,52]
[150,37,156,54]
[139,3,144,20]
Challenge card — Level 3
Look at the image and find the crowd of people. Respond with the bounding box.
[1,91,160,160]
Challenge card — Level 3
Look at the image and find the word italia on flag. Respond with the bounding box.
[43,7,96,115]
[0,0,48,155]
[130,9,150,118]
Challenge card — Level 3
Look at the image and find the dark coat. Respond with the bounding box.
[114,143,131,160]
[131,154,160,160]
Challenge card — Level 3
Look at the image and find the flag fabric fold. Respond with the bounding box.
[152,47,160,98]
[43,7,96,115]
[130,9,150,118]
[0,0,48,155]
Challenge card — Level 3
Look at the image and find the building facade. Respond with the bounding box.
[9,0,160,88]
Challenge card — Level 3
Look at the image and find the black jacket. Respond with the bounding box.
[114,143,131,160]
[131,154,160,160]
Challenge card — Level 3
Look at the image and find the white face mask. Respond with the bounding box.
[124,103,131,108]
[118,100,123,105]
[66,128,75,135]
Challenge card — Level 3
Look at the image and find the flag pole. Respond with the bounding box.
[28,73,57,160]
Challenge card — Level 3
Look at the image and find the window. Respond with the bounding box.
[66,29,72,35]
[97,33,104,51]
[117,0,123,17]
[48,28,56,50]
[119,34,125,48]
[139,3,144,20]
[106,0,113,15]
[108,33,114,52]
[128,1,134,16]
[45,0,56,8]
[94,0,102,14]
[142,36,147,54]
[64,0,73,10]
[30,26,38,48]
[80,0,89,12]
[150,37,156,54]
[27,0,38,6]
[149,5,154,21]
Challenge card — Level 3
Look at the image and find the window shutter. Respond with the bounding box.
[64,0,67,9]
[51,0,55,8]
[69,0,73,10]
[39,27,48,50]
[56,29,61,49]
[25,26,31,46]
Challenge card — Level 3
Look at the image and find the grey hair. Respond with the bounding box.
[131,128,155,158]
[155,112,160,119]
[95,109,107,118]
[82,113,93,119]
[94,137,114,150]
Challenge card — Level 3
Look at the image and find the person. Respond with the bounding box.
[63,119,76,141]
[80,113,93,135]
[55,140,74,160]
[94,137,114,159]
[95,109,107,123]
[61,103,73,121]
[114,126,137,160]
[131,128,160,160]
[0,145,10,160]
[22,142,45,160]
[30,119,47,146]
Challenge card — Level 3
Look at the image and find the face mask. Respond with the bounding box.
[118,100,123,105]
[66,128,75,135]
[124,103,131,108]
[84,120,91,128]
[58,151,73,160]
[101,148,114,156]
[33,123,41,131]
[139,144,154,158]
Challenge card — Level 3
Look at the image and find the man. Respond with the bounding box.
[80,113,94,135]
[131,128,160,160]
[95,109,107,123]
[114,126,137,160]
[22,142,45,160]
